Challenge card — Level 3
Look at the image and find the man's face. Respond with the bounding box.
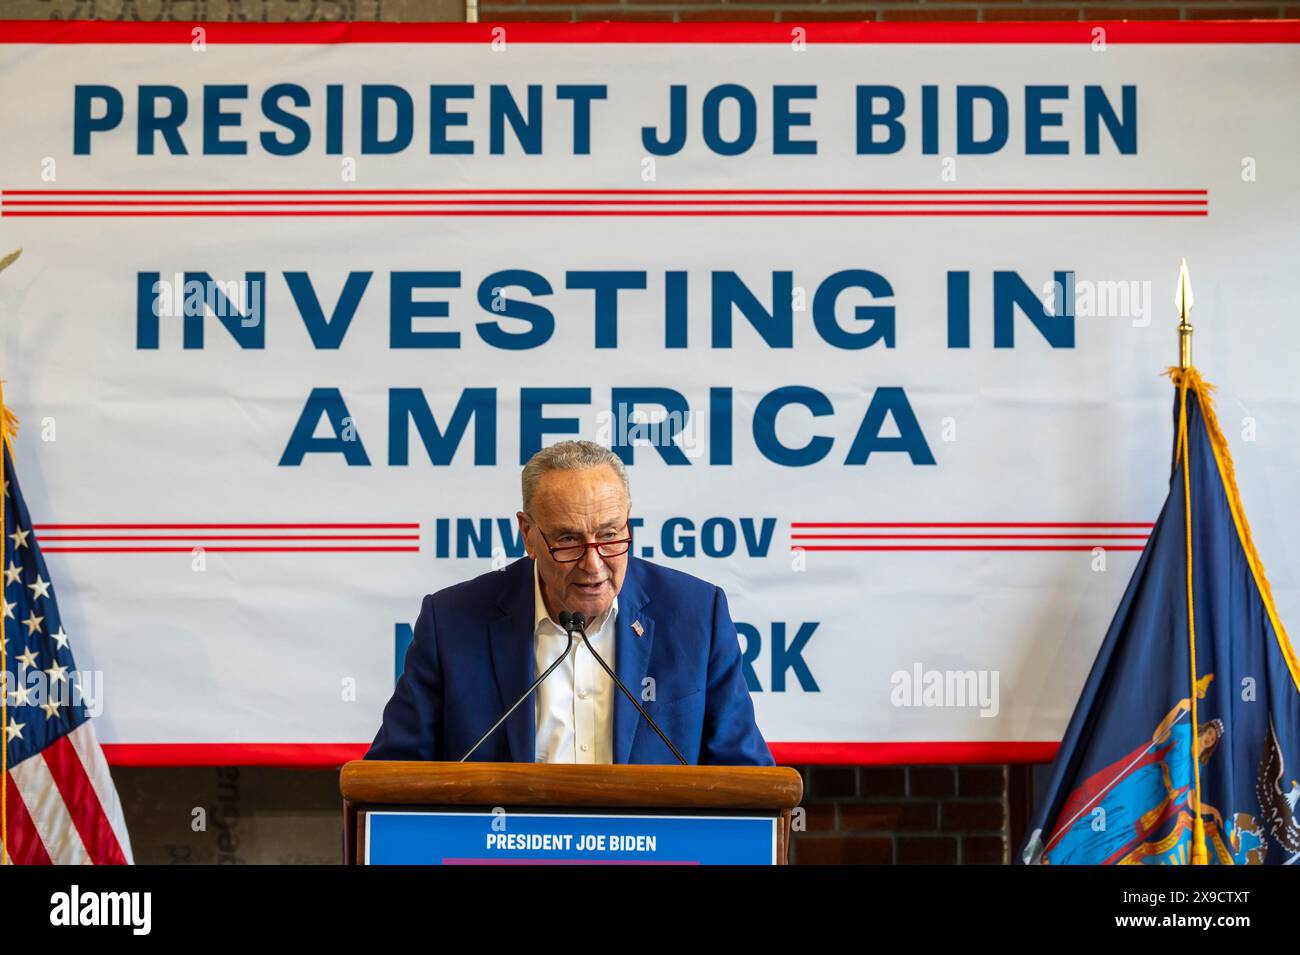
[517,464,630,626]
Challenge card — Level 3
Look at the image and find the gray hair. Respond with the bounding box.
[521,440,630,514]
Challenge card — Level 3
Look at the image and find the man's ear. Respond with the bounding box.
[516,511,532,559]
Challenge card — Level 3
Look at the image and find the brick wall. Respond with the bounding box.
[110,762,1033,864]
[789,764,1035,864]
[479,0,1299,23]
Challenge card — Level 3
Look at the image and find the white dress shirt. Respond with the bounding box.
[532,560,617,764]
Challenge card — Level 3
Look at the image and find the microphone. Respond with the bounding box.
[566,611,688,765]
[457,612,575,762]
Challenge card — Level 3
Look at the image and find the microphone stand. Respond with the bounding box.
[567,611,688,765]
[458,624,574,762]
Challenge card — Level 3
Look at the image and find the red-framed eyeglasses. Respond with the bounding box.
[530,515,632,563]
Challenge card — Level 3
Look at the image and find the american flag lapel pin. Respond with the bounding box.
[631,620,644,638]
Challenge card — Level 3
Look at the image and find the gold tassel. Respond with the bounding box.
[1164,365,1210,864]
[1,250,21,863]
[1,402,17,441]
[0,377,8,863]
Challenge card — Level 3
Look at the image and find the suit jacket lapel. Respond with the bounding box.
[613,557,655,764]
[487,558,537,763]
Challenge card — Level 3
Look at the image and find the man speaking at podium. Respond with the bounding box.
[366,440,773,766]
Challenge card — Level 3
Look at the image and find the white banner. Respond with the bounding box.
[1,21,1297,764]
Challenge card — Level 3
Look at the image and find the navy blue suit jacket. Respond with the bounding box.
[366,555,773,765]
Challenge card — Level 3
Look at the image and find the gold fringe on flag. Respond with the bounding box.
[1164,365,1300,865]
[0,249,21,864]
[1169,365,1209,865]
[2,250,23,862]
[0,377,10,864]
[1166,366,1300,690]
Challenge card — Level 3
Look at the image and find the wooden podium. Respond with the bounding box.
[341,761,804,865]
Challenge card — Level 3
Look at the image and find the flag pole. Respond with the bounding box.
[0,376,9,866]
[1173,259,1209,865]
[0,247,20,865]
[1177,258,1194,370]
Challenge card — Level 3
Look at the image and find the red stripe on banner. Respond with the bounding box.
[102,743,370,766]
[99,741,1059,767]
[2,774,54,865]
[41,736,128,865]
[0,209,1210,218]
[768,741,1060,765]
[792,521,1156,527]
[0,20,1298,44]
[1,189,1210,197]
[1,199,1208,208]
[794,545,1146,551]
[0,189,1210,196]
[30,522,418,529]
[39,546,419,552]
[791,533,1151,540]
[36,534,420,541]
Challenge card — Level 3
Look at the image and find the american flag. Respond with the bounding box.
[2,425,133,864]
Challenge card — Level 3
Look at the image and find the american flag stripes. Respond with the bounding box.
[2,401,133,865]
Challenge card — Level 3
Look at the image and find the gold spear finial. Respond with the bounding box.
[1175,258,1194,370]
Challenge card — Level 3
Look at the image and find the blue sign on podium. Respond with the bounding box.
[364,810,778,865]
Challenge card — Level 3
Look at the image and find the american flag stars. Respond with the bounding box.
[4,516,70,725]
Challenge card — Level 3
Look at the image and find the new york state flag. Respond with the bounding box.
[1023,367,1300,865]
